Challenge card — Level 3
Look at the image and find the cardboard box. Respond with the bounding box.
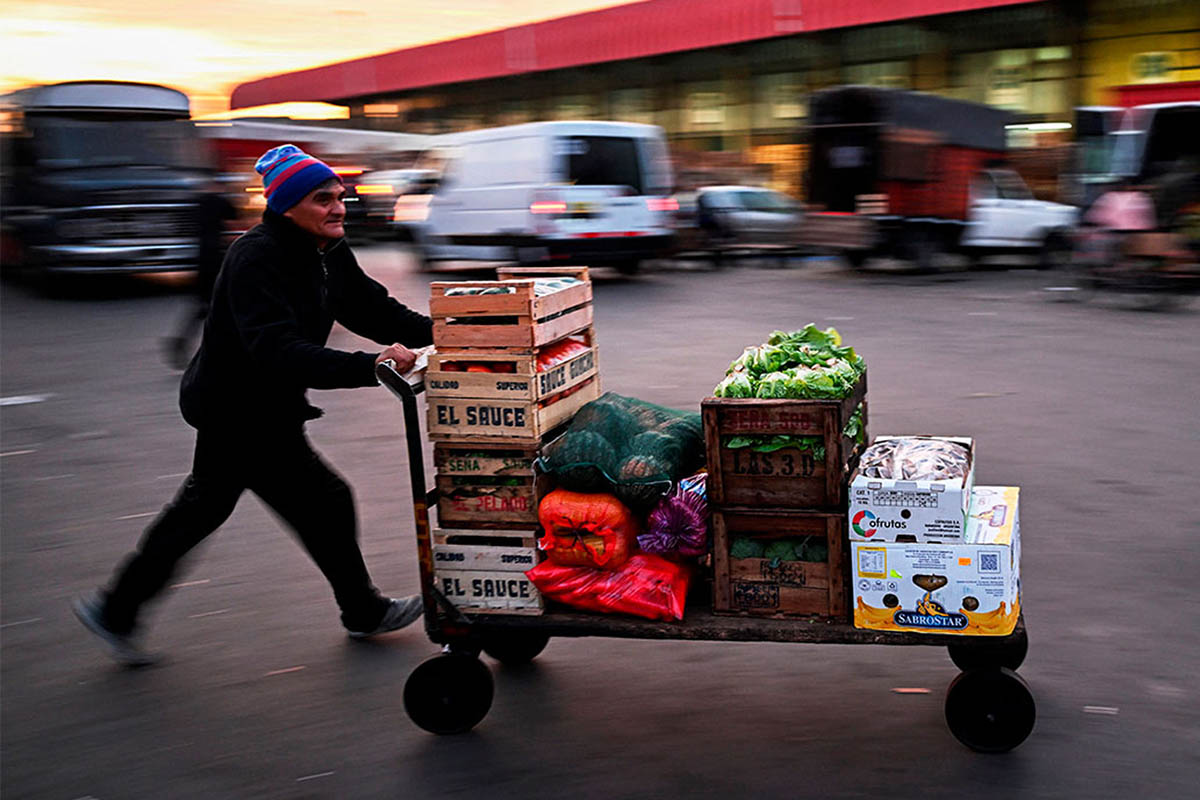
[848,435,975,543]
[851,486,1020,636]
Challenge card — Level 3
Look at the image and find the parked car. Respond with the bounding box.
[674,185,805,261]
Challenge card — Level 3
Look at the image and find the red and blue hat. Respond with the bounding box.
[254,144,340,213]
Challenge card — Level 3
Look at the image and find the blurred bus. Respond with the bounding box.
[1,81,209,282]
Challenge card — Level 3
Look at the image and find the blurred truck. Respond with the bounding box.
[0,81,209,283]
[800,86,1077,271]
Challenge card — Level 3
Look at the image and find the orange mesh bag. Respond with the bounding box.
[536,489,638,569]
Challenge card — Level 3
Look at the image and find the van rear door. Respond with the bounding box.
[534,134,673,239]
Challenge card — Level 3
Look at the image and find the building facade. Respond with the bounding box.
[231,0,1199,193]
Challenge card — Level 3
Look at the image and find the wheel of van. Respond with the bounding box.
[613,259,641,275]
[906,229,942,274]
[843,250,870,270]
[1038,231,1072,271]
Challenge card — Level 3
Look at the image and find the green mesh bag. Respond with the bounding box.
[539,392,705,511]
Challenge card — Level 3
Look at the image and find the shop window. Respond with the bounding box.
[610,88,654,125]
[843,61,911,89]
[753,73,805,129]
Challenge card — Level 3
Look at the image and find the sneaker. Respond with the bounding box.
[72,594,157,667]
[347,595,423,639]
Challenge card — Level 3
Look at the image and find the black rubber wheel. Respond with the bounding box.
[905,228,942,273]
[613,259,642,275]
[843,250,870,269]
[403,652,494,735]
[481,631,550,665]
[945,667,1036,753]
[948,627,1028,672]
[1039,231,1073,271]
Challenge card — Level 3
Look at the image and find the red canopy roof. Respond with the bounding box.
[231,0,1039,109]
[1112,80,1200,107]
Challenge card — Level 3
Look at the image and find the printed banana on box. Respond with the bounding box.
[851,486,1020,636]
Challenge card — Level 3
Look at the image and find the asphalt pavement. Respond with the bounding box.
[2,247,1197,799]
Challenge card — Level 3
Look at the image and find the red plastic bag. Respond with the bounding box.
[537,489,638,569]
[526,554,691,621]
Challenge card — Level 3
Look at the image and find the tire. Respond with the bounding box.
[947,627,1028,672]
[843,250,870,269]
[1039,231,1073,271]
[403,652,494,735]
[613,259,641,275]
[945,667,1036,753]
[481,631,549,666]
[905,228,942,274]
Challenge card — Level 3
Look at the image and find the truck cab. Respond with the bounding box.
[960,168,1079,255]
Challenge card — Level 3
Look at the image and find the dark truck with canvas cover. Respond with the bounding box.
[1,81,208,282]
[801,86,1077,270]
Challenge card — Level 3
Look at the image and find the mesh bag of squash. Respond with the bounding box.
[539,392,705,511]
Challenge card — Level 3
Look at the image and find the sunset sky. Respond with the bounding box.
[1,1,637,116]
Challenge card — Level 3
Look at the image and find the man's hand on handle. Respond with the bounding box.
[376,343,417,373]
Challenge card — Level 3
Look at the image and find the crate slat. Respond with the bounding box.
[430,271,593,351]
[427,331,598,402]
[427,376,600,443]
[712,509,848,620]
[435,475,537,526]
[434,569,544,614]
[433,442,539,477]
[703,373,867,509]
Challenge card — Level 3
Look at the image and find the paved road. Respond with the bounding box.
[2,248,1197,799]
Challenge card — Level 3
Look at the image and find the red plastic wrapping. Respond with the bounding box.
[537,489,638,569]
[526,554,691,621]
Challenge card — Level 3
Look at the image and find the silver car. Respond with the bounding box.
[675,185,805,260]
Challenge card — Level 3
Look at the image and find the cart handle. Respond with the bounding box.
[376,356,428,399]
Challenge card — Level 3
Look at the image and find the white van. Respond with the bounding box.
[415,121,676,273]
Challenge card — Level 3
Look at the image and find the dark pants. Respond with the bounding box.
[102,426,389,634]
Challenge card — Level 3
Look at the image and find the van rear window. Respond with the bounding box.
[561,136,644,194]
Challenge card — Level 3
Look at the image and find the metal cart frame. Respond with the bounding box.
[378,362,1035,752]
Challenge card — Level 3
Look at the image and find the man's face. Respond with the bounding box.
[284,180,346,244]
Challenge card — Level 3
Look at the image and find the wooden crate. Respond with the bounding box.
[427,375,600,443]
[433,441,538,528]
[702,372,867,510]
[426,327,598,403]
[430,267,592,350]
[432,530,544,615]
[711,508,848,619]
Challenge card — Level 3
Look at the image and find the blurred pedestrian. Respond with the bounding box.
[75,145,433,666]
[162,175,239,370]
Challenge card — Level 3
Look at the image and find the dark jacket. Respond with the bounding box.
[180,209,433,429]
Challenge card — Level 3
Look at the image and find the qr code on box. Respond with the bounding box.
[978,552,1000,574]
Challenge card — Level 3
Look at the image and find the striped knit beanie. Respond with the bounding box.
[255,144,340,214]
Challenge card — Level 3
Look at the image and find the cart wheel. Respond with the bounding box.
[482,631,550,665]
[403,652,494,735]
[445,638,483,658]
[947,627,1028,672]
[945,667,1035,753]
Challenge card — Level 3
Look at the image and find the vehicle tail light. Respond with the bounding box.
[333,166,366,177]
[531,201,568,214]
[646,197,679,212]
[355,184,394,195]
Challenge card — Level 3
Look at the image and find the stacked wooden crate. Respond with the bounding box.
[425,267,601,615]
[702,374,868,620]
